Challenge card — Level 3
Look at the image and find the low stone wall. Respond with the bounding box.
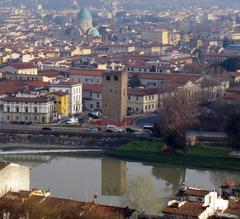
[0,133,135,149]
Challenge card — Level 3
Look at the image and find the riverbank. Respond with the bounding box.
[106,140,240,171]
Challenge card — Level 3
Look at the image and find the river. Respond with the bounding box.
[0,151,240,215]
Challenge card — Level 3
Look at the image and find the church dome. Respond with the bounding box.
[88,27,100,37]
[78,8,92,21]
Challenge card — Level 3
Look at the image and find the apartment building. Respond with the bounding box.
[49,82,82,115]
[0,94,54,123]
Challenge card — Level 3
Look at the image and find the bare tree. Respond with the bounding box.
[155,90,200,152]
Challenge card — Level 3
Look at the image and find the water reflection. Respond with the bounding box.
[101,158,127,196]
[0,153,239,215]
[152,165,186,198]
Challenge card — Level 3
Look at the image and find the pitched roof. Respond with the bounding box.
[0,80,50,95]
[69,69,104,77]
[9,63,36,70]
[224,200,240,217]
[82,84,102,93]
[162,201,206,217]
[177,188,210,197]
[0,161,10,171]
[3,96,50,103]
[128,87,176,96]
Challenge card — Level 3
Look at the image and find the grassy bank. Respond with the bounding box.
[106,140,240,171]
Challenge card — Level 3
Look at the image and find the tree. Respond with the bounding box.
[121,174,163,215]
[155,91,200,152]
[221,57,240,72]
[225,111,240,150]
[128,75,142,88]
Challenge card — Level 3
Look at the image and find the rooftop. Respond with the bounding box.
[0,161,10,171]
[3,95,51,103]
[9,63,36,70]
[177,187,210,197]
[162,201,206,217]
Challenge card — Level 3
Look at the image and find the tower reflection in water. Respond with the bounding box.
[101,158,127,196]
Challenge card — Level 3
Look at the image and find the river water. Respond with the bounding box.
[1,151,240,215]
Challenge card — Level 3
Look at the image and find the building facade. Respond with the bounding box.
[0,94,54,123]
[46,92,69,118]
[49,82,82,115]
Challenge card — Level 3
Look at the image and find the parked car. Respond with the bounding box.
[84,127,98,133]
[106,125,124,133]
[88,111,101,119]
[41,127,53,132]
[66,117,78,124]
[126,127,136,133]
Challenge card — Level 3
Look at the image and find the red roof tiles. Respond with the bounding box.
[9,63,36,70]
[162,201,206,217]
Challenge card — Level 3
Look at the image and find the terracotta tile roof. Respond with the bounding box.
[49,81,81,87]
[0,80,50,95]
[9,63,36,69]
[224,200,240,217]
[0,161,9,171]
[177,188,210,197]
[23,195,134,218]
[38,69,60,77]
[69,69,104,77]
[129,73,201,85]
[162,201,206,217]
[3,96,50,103]
[128,87,176,96]
[82,84,102,93]
[221,181,239,188]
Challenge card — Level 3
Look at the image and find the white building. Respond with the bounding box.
[0,93,54,123]
[162,187,229,219]
[49,82,82,115]
[1,63,38,75]
[69,69,103,85]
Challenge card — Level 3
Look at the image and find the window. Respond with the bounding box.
[128,96,130,100]
[7,107,10,112]
[16,107,19,112]
[114,76,118,81]
[34,107,37,113]
[136,96,139,101]
[25,107,28,113]
[106,75,110,81]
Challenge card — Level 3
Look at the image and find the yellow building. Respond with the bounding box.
[162,30,171,45]
[47,92,69,118]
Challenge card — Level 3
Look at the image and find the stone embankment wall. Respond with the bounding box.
[0,133,136,149]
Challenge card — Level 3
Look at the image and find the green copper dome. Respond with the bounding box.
[88,27,100,37]
[78,8,92,20]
